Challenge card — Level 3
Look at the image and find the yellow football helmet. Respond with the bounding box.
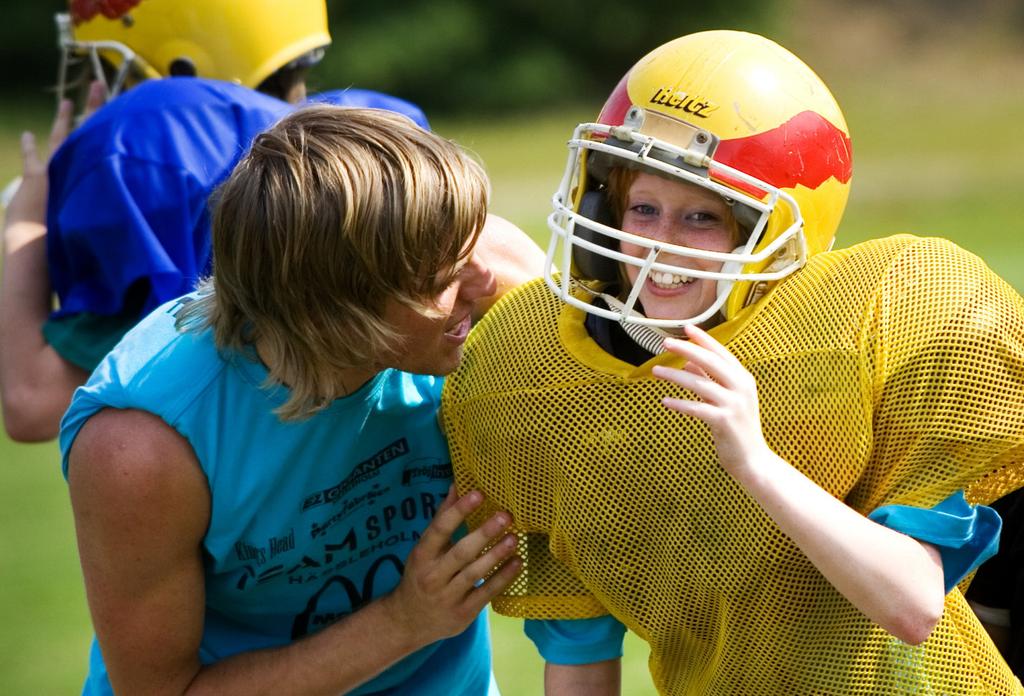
[546,30,853,329]
[58,0,330,99]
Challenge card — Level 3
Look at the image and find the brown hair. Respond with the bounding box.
[603,167,641,226]
[177,105,489,419]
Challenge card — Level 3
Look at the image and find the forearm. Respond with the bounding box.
[656,328,945,644]
[0,219,50,345]
[1,109,95,441]
[174,492,518,694]
[183,594,426,695]
[0,217,87,440]
[737,451,944,644]
[545,660,621,696]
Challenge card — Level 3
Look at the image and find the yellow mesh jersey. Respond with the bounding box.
[442,235,1024,695]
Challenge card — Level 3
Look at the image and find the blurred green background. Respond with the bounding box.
[1,0,1023,693]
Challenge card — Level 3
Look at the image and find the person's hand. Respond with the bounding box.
[4,80,106,225]
[3,101,69,226]
[382,486,521,645]
[651,324,769,482]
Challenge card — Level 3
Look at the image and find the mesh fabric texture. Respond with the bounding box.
[442,235,1024,695]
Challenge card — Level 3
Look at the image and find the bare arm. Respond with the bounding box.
[545,660,621,696]
[0,100,88,441]
[471,214,547,320]
[69,408,521,695]
[0,85,105,441]
[653,325,945,645]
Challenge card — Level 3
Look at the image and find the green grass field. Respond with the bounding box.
[1,20,1022,695]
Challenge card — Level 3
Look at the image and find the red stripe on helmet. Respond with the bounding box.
[70,0,142,25]
[597,73,634,127]
[714,111,852,191]
[598,80,851,194]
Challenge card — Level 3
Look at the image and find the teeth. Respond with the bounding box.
[650,271,693,287]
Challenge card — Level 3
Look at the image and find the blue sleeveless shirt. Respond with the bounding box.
[60,296,493,695]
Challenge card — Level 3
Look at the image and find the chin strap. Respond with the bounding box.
[598,293,674,355]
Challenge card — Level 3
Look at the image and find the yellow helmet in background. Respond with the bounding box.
[59,0,330,97]
[546,30,853,328]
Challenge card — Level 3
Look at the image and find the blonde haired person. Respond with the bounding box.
[442,31,1024,695]
[61,105,544,695]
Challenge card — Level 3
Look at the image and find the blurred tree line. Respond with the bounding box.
[4,0,1021,115]
[0,0,770,115]
[315,0,771,113]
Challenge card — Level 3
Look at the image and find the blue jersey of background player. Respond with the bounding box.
[45,80,428,371]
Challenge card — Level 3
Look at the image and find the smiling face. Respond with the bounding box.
[617,172,740,327]
[380,250,497,377]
